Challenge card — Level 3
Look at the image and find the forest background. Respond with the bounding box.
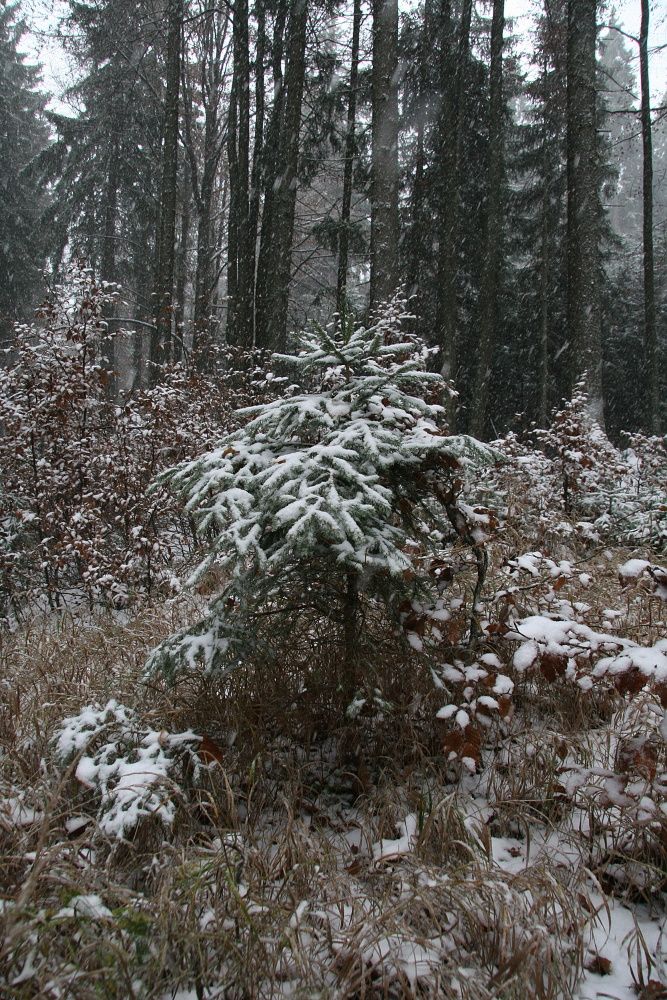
[1,0,666,441]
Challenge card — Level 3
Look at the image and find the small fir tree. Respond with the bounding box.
[146,305,498,708]
[535,376,622,514]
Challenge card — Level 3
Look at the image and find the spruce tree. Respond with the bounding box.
[146,303,497,708]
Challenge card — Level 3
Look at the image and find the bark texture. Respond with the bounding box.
[566,0,603,424]
[151,0,181,375]
[470,0,505,438]
[370,0,399,309]
[336,0,362,324]
[640,0,658,433]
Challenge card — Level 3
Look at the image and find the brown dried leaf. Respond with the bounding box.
[585,954,612,976]
[539,652,568,681]
[197,735,225,766]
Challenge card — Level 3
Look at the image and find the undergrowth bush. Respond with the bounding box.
[1,305,666,996]
[482,384,666,555]
[0,263,279,620]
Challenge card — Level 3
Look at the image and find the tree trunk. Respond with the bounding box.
[470,0,505,438]
[405,0,434,330]
[232,0,253,346]
[639,0,658,433]
[342,570,359,708]
[131,217,154,391]
[256,0,307,350]
[100,140,120,396]
[538,177,550,427]
[226,74,239,345]
[336,0,362,325]
[174,170,190,363]
[189,7,228,362]
[566,0,603,424]
[151,0,182,378]
[247,0,266,345]
[434,0,471,416]
[370,0,399,309]
[193,120,218,355]
[255,0,288,348]
[537,56,551,429]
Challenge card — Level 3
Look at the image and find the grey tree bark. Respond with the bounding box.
[246,0,266,345]
[470,0,505,438]
[227,0,253,346]
[255,0,307,350]
[336,0,362,325]
[434,0,472,417]
[182,6,229,363]
[370,0,399,309]
[100,139,120,397]
[566,0,603,424]
[151,0,182,377]
[254,0,287,347]
[173,170,190,363]
[639,0,659,433]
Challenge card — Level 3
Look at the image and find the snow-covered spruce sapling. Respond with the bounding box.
[146,312,498,710]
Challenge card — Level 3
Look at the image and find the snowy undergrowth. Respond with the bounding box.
[1,361,667,996]
[1,535,666,999]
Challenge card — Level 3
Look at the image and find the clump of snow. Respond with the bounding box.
[508,614,667,685]
[0,794,43,830]
[618,558,651,581]
[55,894,113,920]
[53,702,202,838]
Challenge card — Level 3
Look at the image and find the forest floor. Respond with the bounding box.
[1,533,666,999]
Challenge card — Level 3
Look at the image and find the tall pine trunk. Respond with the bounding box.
[435,0,471,415]
[336,0,362,324]
[405,0,434,330]
[247,0,266,345]
[174,171,190,363]
[189,8,228,362]
[470,0,505,438]
[227,0,252,346]
[151,0,181,378]
[640,0,658,433]
[255,0,288,347]
[256,0,307,350]
[150,0,183,381]
[100,139,120,397]
[193,113,219,355]
[370,0,399,309]
[566,0,603,424]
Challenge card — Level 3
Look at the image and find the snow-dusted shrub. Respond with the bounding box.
[146,306,498,709]
[561,693,667,898]
[534,385,666,551]
[435,540,667,773]
[0,264,282,618]
[595,432,667,552]
[534,377,624,516]
[476,390,666,556]
[53,700,203,838]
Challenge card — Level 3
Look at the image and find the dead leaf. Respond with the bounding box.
[585,954,612,975]
[197,735,225,766]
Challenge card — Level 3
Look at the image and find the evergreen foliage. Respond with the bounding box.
[0,1,49,341]
[146,303,499,687]
[35,0,162,297]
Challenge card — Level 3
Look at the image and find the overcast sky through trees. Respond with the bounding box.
[20,0,667,111]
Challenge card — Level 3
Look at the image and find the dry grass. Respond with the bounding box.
[1,529,666,998]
